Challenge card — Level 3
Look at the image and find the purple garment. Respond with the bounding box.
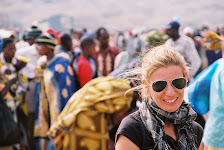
[206,50,222,66]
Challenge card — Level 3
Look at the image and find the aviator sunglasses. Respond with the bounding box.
[145,77,188,92]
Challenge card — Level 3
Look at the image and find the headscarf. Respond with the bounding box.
[25,25,42,40]
[35,32,57,50]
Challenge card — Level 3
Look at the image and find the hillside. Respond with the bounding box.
[1,0,224,31]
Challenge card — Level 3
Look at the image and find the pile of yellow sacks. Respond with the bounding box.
[48,76,133,150]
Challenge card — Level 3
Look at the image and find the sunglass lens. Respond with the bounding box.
[152,81,167,92]
[172,78,186,89]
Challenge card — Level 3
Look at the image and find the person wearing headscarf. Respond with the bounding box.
[25,26,42,46]
[14,25,42,150]
[16,25,42,50]
[34,32,75,150]
[15,25,42,81]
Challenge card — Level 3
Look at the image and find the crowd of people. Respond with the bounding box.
[0,19,223,150]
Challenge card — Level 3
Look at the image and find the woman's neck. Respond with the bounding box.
[164,122,177,141]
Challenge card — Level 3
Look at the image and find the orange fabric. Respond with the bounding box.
[203,145,224,150]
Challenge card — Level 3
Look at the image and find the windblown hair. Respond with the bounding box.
[121,45,189,100]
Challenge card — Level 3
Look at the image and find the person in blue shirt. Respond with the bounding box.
[188,31,224,149]
[202,33,224,149]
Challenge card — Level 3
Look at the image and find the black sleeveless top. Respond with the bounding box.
[115,110,203,150]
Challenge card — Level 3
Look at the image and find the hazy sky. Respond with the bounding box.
[1,0,224,31]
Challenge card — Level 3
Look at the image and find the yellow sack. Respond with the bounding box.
[48,76,133,150]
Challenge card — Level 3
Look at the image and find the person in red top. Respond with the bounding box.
[71,37,98,90]
[94,27,119,76]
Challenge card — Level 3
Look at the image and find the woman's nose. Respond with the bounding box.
[164,83,176,96]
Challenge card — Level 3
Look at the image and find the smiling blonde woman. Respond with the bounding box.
[115,45,203,150]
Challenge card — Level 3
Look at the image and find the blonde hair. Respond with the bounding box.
[122,45,189,100]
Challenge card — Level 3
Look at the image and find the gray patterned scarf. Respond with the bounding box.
[139,100,197,150]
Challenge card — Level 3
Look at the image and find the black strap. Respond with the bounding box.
[70,52,81,91]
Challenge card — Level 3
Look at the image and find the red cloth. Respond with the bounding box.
[94,45,119,76]
[77,56,92,87]
[44,28,60,44]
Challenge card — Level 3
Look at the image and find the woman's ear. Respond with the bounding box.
[184,73,189,81]
[142,79,151,96]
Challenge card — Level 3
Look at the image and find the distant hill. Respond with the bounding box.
[1,0,224,32]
